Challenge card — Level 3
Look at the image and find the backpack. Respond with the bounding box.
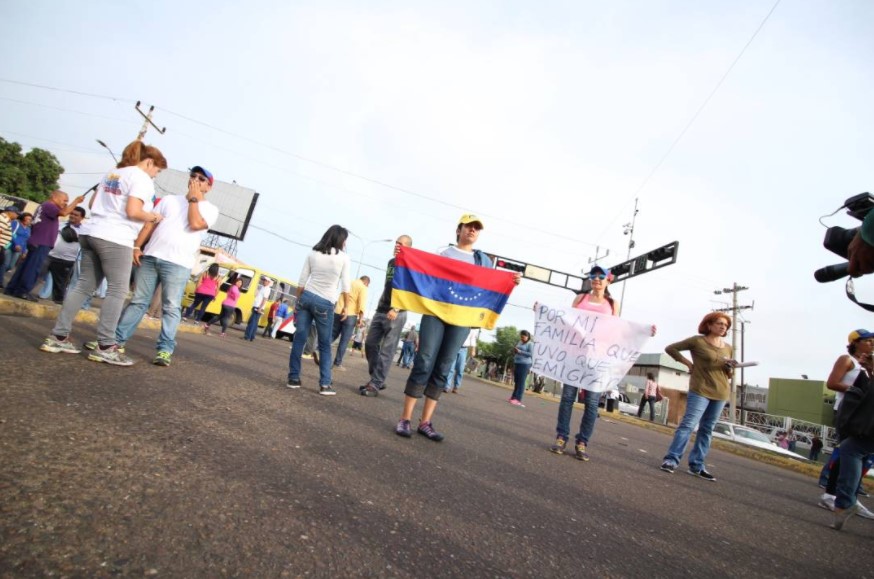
[834,369,874,442]
[60,224,79,244]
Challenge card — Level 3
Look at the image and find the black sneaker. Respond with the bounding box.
[287,378,301,389]
[696,469,717,482]
[417,421,444,442]
[396,419,412,438]
[660,461,676,474]
[319,385,336,396]
[549,437,567,455]
[359,383,379,397]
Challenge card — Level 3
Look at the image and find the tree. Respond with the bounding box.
[0,136,64,201]
[477,326,520,369]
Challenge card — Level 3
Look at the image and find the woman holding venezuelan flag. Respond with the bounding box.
[395,213,520,442]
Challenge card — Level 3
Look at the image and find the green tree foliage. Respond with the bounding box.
[0,136,64,201]
[477,326,520,366]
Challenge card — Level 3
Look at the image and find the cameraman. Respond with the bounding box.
[848,213,874,276]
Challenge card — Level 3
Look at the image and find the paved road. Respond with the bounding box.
[1,314,871,578]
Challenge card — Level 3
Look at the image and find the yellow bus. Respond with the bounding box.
[182,264,298,334]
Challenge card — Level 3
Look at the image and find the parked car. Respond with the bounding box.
[597,392,639,415]
[711,421,807,461]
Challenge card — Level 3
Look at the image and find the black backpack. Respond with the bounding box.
[835,369,874,442]
[59,225,79,244]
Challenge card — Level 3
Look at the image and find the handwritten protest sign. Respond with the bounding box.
[531,303,652,392]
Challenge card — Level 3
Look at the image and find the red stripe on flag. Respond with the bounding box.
[396,246,514,295]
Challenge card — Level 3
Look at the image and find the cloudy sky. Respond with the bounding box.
[2,0,873,386]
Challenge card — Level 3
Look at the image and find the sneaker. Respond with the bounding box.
[417,421,444,442]
[574,442,590,462]
[687,467,717,482]
[856,500,874,520]
[509,398,525,408]
[287,378,301,389]
[550,437,567,455]
[359,383,379,397]
[858,489,870,497]
[396,419,412,438]
[818,493,836,512]
[301,353,314,359]
[219,332,226,337]
[319,385,336,396]
[377,384,387,391]
[333,364,346,372]
[40,336,81,354]
[88,345,134,366]
[83,341,125,354]
[152,351,172,367]
[659,461,676,474]
[832,502,861,531]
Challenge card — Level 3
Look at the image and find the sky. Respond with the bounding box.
[1,0,873,387]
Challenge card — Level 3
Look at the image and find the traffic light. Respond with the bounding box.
[495,258,525,273]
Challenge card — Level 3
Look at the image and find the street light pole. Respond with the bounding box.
[353,237,393,278]
[96,139,118,164]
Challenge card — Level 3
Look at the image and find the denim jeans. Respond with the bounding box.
[0,248,23,284]
[52,235,132,346]
[184,293,214,321]
[512,363,531,401]
[244,309,262,340]
[663,391,726,471]
[5,244,50,297]
[331,314,358,366]
[116,255,191,354]
[364,311,406,388]
[638,396,656,421]
[288,290,335,386]
[401,341,416,367]
[555,385,600,444]
[405,315,471,400]
[446,347,469,391]
[834,437,874,509]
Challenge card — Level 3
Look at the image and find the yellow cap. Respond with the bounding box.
[458,214,484,228]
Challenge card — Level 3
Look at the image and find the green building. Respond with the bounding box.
[767,378,834,425]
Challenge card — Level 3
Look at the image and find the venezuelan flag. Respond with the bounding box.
[391,246,516,330]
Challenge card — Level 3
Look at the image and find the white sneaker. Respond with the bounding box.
[818,493,836,512]
[856,500,874,520]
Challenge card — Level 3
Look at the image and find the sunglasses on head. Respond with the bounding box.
[190,173,209,184]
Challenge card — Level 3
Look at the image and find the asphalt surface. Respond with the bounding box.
[1,312,872,578]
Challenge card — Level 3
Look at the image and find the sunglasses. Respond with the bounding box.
[190,173,209,184]
[591,274,608,280]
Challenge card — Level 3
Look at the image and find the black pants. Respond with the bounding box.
[637,395,656,421]
[47,257,75,303]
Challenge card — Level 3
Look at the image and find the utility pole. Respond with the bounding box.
[135,101,166,141]
[617,198,639,317]
[713,284,752,423]
[586,246,610,267]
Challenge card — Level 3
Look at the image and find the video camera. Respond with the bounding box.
[816,192,874,283]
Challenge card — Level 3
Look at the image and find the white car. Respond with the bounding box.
[711,421,807,461]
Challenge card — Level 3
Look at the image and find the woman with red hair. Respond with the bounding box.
[659,312,735,481]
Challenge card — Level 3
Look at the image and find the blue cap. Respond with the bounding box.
[191,166,214,186]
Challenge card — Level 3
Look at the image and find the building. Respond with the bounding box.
[620,353,690,425]
[767,377,833,425]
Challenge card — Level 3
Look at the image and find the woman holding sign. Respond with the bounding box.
[659,312,734,481]
[549,264,618,461]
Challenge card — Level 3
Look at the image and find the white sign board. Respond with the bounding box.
[531,303,652,392]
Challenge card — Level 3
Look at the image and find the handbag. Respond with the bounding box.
[655,388,664,403]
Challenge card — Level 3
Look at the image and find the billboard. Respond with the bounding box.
[153,168,258,241]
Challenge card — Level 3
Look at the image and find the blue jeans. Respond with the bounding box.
[834,437,874,509]
[288,290,335,386]
[555,385,600,444]
[512,363,531,401]
[184,293,214,321]
[331,314,358,366]
[244,309,262,340]
[116,255,191,354]
[663,391,726,471]
[0,248,23,284]
[446,347,469,391]
[401,341,416,367]
[5,244,50,297]
[404,315,471,400]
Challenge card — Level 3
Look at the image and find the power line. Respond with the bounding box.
[594,0,782,244]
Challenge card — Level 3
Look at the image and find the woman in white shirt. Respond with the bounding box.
[286,225,351,396]
[41,141,165,366]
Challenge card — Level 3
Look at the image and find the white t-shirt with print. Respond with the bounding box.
[144,195,219,269]
[87,165,155,247]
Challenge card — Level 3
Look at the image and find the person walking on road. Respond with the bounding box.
[659,312,735,481]
[400,325,418,368]
[204,277,242,336]
[184,263,221,322]
[108,165,219,366]
[509,330,533,406]
[286,225,352,396]
[244,276,272,341]
[40,141,165,365]
[359,235,412,396]
[331,275,369,370]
